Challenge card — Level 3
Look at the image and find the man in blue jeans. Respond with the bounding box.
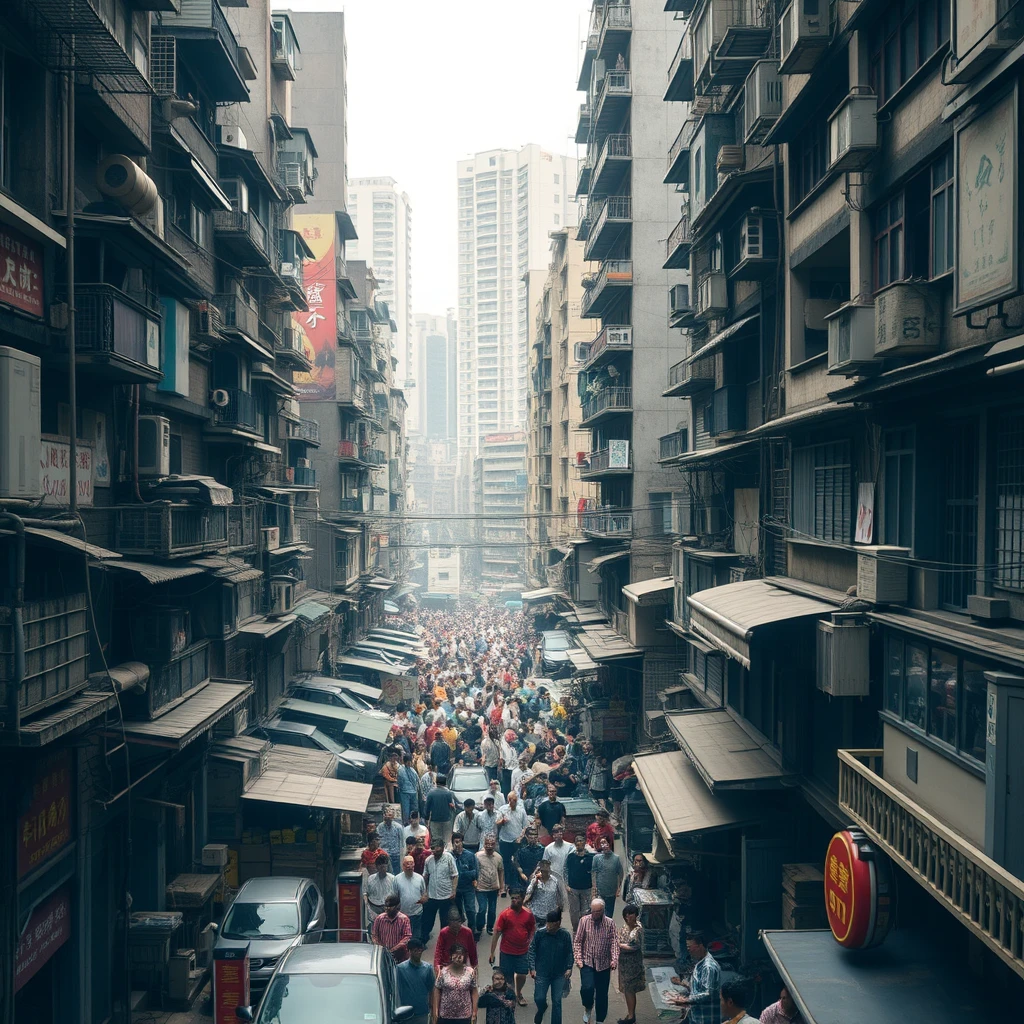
[398,754,420,825]
[530,910,574,1024]
[450,832,479,941]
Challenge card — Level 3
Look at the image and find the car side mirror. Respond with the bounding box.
[393,1006,415,1023]
[235,1007,253,1022]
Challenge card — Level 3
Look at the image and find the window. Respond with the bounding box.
[941,418,978,610]
[791,117,829,205]
[438,571,450,581]
[650,492,673,535]
[554,194,560,204]
[883,428,915,548]
[930,150,954,276]
[995,410,1024,590]
[873,195,904,290]
[869,0,950,107]
[553,215,560,225]
[792,442,852,542]
[553,174,560,184]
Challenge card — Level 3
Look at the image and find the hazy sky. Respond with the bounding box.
[289,0,591,314]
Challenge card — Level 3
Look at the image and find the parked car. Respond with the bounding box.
[239,942,414,1024]
[213,877,324,993]
[448,764,492,809]
[540,629,576,676]
[289,678,390,719]
[261,719,379,783]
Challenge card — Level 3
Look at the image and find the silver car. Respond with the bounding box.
[448,764,492,810]
[213,877,324,992]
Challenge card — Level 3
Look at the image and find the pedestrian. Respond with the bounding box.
[477,795,500,843]
[397,938,435,1024]
[399,754,421,825]
[451,833,479,938]
[434,906,479,971]
[422,837,460,942]
[564,833,595,932]
[496,791,529,895]
[588,756,610,813]
[524,858,568,931]
[364,853,397,924]
[382,748,400,804]
[720,979,759,1024]
[371,894,412,963]
[478,968,517,1024]
[530,910,574,1024]
[406,834,428,875]
[395,854,428,943]
[487,778,507,807]
[590,837,623,918]
[377,805,405,874]
[454,799,484,852]
[541,825,570,883]
[586,808,616,853]
[431,732,452,775]
[426,774,458,847]
[665,930,720,1024]
[499,729,517,796]
[573,899,619,1024]
[404,809,431,847]
[514,828,546,889]
[433,944,478,1024]
[481,726,501,782]
[759,985,803,1024]
[535,784,566,836]
[615,904,644,1024]
[360,833,384,872]
[622,853,652,905]
[511,753,533,798]
[488,890,536,1007]
[419,765,438,819]
[475,833,504,936]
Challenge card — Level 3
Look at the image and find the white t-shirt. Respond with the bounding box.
[541,839,570,881]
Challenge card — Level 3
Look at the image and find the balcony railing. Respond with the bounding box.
[582,385,632,422]
[581,506,633,537]
[227,502,258,550]
[581,259,633,317]
[585,324,632,367]
[362,446,387,467]
[595,70,632,119]
[667,212,692,260]
[216,290,261,344]
[337,439,362,461]
[337,496,364,513]
[667,30,694,89]
[659,429,688,461]
[666,350,715,396]
[296,418,320,445]
[171,116,219,181]
[277,325,310,366]
[590,195,632,241]
[602,3,633,32]
[593,133,632,186]
[668,118,698,176]
[576,103,592,144]
[213,387,259,432]
[293,466,317,487]
[116,503,229,558]
[213,209,268,260]
[73,284,160,371]
[539,472,552,486]
[165,220,216,295]
[838,749,1024,978]
[585,447,633,474]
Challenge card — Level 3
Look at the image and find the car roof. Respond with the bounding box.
[235,876,307,901]
[542,630,569,639]
[265,718,317,736]
[280,942,381,974]
[294,679,345,693]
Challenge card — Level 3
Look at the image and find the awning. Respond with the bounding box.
[867,608,1024,669]
[335,654,411,675]
[559,604,609,626]
[99,560,205,584]
[586,549,629,573]
[3,526,122,561]
[243,770,372,813]
[280,698,392,745]
[576,625,642,661]
[4,691,117,748]
[354,637,426,656]
[317,677,383,701]
[665,709,796,791]
[760,928,995,1024]
[121,682,252,750]
[369,576,397,587]
[190,556,264,583]
[238,614,297,637]
[632,750,759,844]
[394,583,420,598]
[688,314,759,364]
[687,579,836,668]
[295,600,332,624]
[567,649,599,672]
[677,437,759,466]
[622,576,674,606]
[365,581,394,591]
[521,586,564,603]
[384,601,400,614]
[265,743,336,779]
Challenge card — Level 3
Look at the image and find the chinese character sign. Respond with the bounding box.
[18,751,73,878]
[0,226,44,318]
[292,213,338,402]
[15,886,71,992]
[824,829,894,950]
[213,945,250,1024]
[40,435,93,506]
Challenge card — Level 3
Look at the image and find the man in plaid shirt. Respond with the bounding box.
[572,898,618,1024]
[370,894,412,963]
[665,930,721,1024]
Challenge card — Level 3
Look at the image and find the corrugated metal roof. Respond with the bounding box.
[335,654,411,675]
[102,561,205,584]
[121,682,251,749]
[242,770,372,813]
[264,744,335,778]
[687,314,759,364]
[8,691,117,748]
[280,699,392,744]
[623,576,674,605]
[8,526,122,560]
[238,614,297,636]
[190,555,264,583]
[576,625,642,661]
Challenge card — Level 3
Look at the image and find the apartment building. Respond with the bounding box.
[474,432,528,589]
[413,310,457,438]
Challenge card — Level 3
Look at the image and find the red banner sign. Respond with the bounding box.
[0,226,44,318]
[292,214,338,402]
[337,875,362,942]
[213,945,250,1024]
[825,829,894,949]
[19,750,73,879]
[15,886,71,992]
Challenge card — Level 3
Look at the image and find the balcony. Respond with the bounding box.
[578,9,602,90]
[295,418,321,447]
[581,506,633,538]
[665,31,695,103]
[693,0,772,94]
[276,230,308,310]
[838,749,1024,979]
[591,134,632,195]
[593,70,632,138]
[539,472,552,486]
[584,195,632,263]
[598,3,633,62]
[277,128,317,204]
[158,113,219,185]
[583,325,632,372]
[337,496,366,514]
[581,259,632,319]
[115,503,229,558]
[580,446,633,479]
[154,0,251,102]
[658,429,689,463]
[165,221,217,296]
[216,289,266,353]
[666,118,698,186]
[665,346,715,397]
[337,439,365,464]
[213,209,269,267]
[227,502,258,550]
[576,103,592,144]
[271,14,298,80]
[576,155,594,200]
[276,325,312,371]
[209,387,260,435]
[664,211,692,269]
[362,446,387,467]
[581,385,633,426]
[72,285,161,382]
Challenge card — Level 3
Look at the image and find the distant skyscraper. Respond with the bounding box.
[413,311,457,438]
[455,146,578,458]
[346,177,413,391]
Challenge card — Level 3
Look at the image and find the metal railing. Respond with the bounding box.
[278,326,308,361]
[585,447,632,474]
[602,3,633,31]
[668,30,694,86]
[296,418,320,445]
[668,119,698,173]
[595,70,632,117]
[581,507,633,537]
[74,285,160,368]
[214,387,259,431]
[539,473,552,486]
[361,446,387,467]
[217,290,260,342]
[838,749,1024,979]
[667,212,692,258]
[581,259,633,316]
[337,439,361,460]
[586,324,632,365]
[165,221,216,294]
[227,502,258,550]
[293,466,317,487]
[594,133,632,183]
[213,209,268,258]
[173,115,219,180]
[116,503,229,558]
[591,195,632,241]
[582,385,632,422]
[659,430,688,461]
[693,0,767,75]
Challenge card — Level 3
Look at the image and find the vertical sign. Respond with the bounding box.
[40,435,93,506]
[19,751,73,878]
[337,871,363,941]
[15,886,71,991]
[213,944,250,1024]
[855,482,874,544]
[292,214,338,401]
[0,226,44,317]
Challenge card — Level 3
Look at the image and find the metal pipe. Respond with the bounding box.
[0,513,25,735]
[67,58,77,513]
[88,661,149,694]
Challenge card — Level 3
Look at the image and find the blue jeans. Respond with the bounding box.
[534,973,566,1024]
[455,888,477,934]
[476,888,499,932]
[579,966,610,1023]
[400,791,417,824]
[499,839,520,892]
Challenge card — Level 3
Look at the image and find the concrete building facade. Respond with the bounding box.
[475,431,528,589]
[413,310,457,438]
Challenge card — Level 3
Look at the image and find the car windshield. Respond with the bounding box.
[221,901,299,940]
[543,634,571,651]
[341,691,373,712]
[256,973,383,1024]
[312,729,349,758]
[453,768,488,791]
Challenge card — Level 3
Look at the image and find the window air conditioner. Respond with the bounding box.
[268,577,295,618]
[219,123,249,150]
[780,0,830,74]
[193,301,223,340]
[874,283,941,357]
[949,0,1024,83]
[296,457,311,470]
[825,301,875,374]
[670,283,692,316]
[716,145,745,174]
[828,89,878,172]
[696,272,728,320]
[744,61,783,144]
[138,416,171,477]
[733,212,779,277]
[856,546,910,605]
[0,346,41,500]
[573,341,591,363]
[262,526,281,551]
[817,616,871,696]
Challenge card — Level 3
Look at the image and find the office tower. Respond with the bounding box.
[476,431,529,586]
[413,311,457,437]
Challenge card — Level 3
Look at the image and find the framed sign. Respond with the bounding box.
[955,84,1019,314]
[824,829,895,950]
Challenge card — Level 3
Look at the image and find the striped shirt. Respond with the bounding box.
[573,913,619,972]
[365,871,397,908]
[525,874,568,922]
[423,850,460,899]
[371,911,412,962]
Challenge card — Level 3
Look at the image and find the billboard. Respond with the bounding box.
[292,214,338,402]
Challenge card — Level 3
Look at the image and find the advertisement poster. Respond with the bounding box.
[213,945,250,1024]
[292,213,338,401]
[0,225,43,318]
[15,886,71,992]
[608,439,630,468]
[19,751,73,878]
[40,435,93,507]
[855,482,874,544]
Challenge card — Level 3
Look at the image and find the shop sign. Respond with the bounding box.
[18,750,73,879]
[824,829,895,949]
[337,873,363,942]
[15,886,71,992]
[213,944,250,1024]
[40,434,94,507]
[292,214,338,402]
[0,226,44,318]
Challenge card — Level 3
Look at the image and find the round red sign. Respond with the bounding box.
[824,829,894,949]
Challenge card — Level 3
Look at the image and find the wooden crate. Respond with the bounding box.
[781,891,827,930]
[782,862,824,901]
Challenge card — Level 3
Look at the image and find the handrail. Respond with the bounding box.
[667,212,691,256]
[587,324,632,365]
[668,30,693,84]
[582,385,632,422]
[668,118,698,171]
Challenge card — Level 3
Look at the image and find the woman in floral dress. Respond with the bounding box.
[616,904,645,1024]
[433,944,478,1024]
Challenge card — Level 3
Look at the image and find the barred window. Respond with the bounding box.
[995,411,1024,589]
[792,442,852,543]
[940,418,978,610]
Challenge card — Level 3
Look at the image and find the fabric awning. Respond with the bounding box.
[586,549,629,573]
[665,709,796,792]
[688,314,759,364]
[243,770,372,813]
[623,576,674,606]
[100,560,205,584]
[265,744,336,779]
[687,579,836,668]
[521,586,564,603]
[121,682,251,750]
[760,928,994,1024]
[633,750,759,843]
[280,698,392,745]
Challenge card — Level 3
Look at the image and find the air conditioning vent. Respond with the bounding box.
[828,89,879,172]
[574,341,591,363]
[780,0,830,74]
[949,0,1024,83]
[716,145,745,173]
[825,301,875,374]
[732,212,780,278]
[856,546,910,605]
[138,415,171,477]
[219,123,249,150]
[193,301,223,340]
[817,617,871,696]
[744,61,783,144]
[670,283,692,316]
[695,272,727,320]
[874,283,940,357]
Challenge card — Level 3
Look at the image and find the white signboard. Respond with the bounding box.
[608,438,630,469]
[956,86,1018,313]
[855,482,875,545]
[40,435,93,506]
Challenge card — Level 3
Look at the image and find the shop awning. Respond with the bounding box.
[760,928,995,1024]
[687,579,836,668]
[577,625,642,661]
[294,600,332,624]
[394,583,420,598]
[354,637,427,657]
[586,549,629,573]
[280,698,392,745]
[665,709,796,792]
[6,526,122,561]
[238,614,297,637]
[265,743,336,778]
[121,682,252,750]
[243,770,372,813]
[623,576,674,606]
[336,654,413,675]
[688,314,759,364]
[633,750,760,843]
[521,586,564,603]
[567,649,599,672]
[100,560,205,584]
[6,691,118,748]
[317,677,383,701]
[384,600,400,614]
[191,555,264,583]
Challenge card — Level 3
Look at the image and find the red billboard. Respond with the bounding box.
[213,945,250,1024]
[15,886,71,992]
[292,214,338,402]
[825,829,894,949]
[0,226,43,318]
[19,750,73,879]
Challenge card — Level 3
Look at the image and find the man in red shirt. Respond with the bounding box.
[488,890,536,1006]
[585,809,616,852]
[433,906,478,971]
[361,833,385,871]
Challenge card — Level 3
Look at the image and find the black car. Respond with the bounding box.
[261,719,379,783]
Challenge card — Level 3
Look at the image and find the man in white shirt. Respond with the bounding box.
[510,754,533,798]
[496,792,530,895]
[403,810,430,847]
[421,837,459,942]
[394,854,428,943]
[453,799,484,852]
[541,825,571,883]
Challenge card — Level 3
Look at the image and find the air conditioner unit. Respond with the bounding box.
[262,526,280,551]
[856,546,910,605]
[0,347,41,500]
[949,0,1024,83]
[817,617,871,696]
[296,457,311,470]
[874,283,941,357]
[826,301,875,374]
[670,283,692,315]
[733,212,780,277]
[220,177,248,214]
[696,272,728,320]
[219,122,248,150]
[828,90,878,172]
[804,297,835,332]
[780,0,830,74]
[716,145,745,174]
[210,388,231,408]
[268,577,295,617]
[280,261,298,277]
[138,415,171,477]
[744,61,783,144]
[193,301,222,341]
[573,341,591,362]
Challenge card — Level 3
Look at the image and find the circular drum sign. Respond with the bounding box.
[824,829,894,949]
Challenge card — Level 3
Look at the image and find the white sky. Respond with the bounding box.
[288,0,592,315]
